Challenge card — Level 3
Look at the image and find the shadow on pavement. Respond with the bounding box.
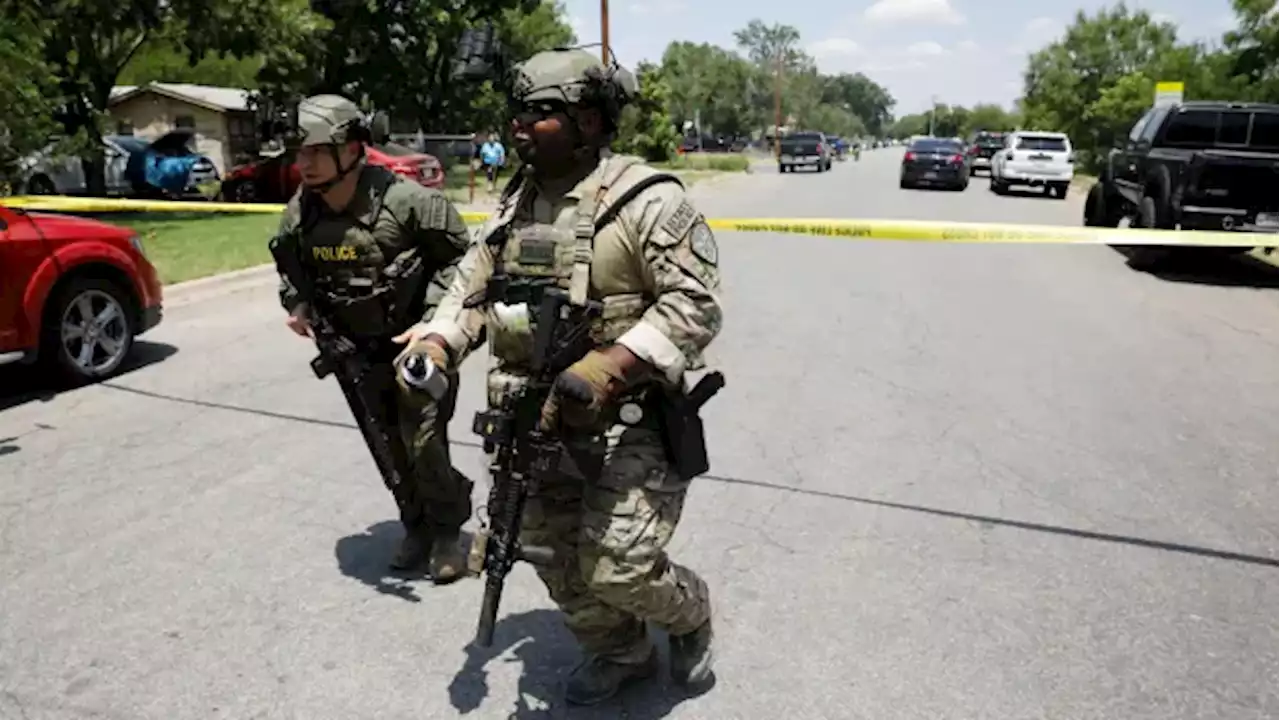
[1110,247,1278,289]
[448,609,715,719]
[334,520,431,603]
[91,385,1279,569]
[0,340,179,414]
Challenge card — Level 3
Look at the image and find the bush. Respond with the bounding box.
[660,153,751,172]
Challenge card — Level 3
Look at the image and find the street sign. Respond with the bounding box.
[1154,81,1184,107]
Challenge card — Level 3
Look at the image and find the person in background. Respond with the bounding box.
[479,131,506,195]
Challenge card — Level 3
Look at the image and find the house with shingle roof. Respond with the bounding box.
[108,83,261,176]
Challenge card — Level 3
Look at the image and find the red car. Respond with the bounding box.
[220,143,447,203]
[0,205,163,383]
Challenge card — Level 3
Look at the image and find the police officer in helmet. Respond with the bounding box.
[399,49,724,703]
[275,94,475,583]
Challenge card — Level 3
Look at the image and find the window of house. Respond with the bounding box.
[175,114,196,130]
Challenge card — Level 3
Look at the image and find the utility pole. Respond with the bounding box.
[773,49,783,158]
[600,0,610,64]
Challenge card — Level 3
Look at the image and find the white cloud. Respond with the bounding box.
[568,15,585,34]
[1024,16,1058,34]
[864,0,964,26]
[906,41,946,56]
[957,39,979,52]
[1008,16,1063,56]
[861,59,928,73]
[808,38,862,58]
[1150,12,1176,24]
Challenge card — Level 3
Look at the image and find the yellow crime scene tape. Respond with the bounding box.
[2,195,1276,248]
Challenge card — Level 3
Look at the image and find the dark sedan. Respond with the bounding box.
[899,138,970,190]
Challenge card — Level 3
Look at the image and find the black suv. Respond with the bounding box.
[966,131,1007,176]
[1085,101,1278,268]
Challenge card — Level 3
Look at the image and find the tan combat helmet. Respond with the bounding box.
[297,94,369,146]
[512,48,638,113]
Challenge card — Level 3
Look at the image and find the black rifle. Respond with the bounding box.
[268,231,423,527]
[468,287,601,647]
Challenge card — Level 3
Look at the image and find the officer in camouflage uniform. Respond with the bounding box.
[275,94,474,582]
[397,50,723,703]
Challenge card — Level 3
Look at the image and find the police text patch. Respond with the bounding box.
[660,199,699,240]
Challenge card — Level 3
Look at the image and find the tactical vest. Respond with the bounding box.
[296,168,425,342]
[480,155,683,371]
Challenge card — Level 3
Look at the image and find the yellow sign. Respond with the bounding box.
[1154,81,1185,107]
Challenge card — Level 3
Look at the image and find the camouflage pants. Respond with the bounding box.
[520,423,711,664]
[366,363,472,535]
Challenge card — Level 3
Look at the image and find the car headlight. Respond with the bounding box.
[129,234,147,258]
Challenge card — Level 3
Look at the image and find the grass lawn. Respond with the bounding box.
[94,212,283,285]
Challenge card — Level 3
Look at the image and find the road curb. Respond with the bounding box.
[164,263,277,297]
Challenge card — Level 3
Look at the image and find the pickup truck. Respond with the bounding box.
[778,131,833,173]
[1085,100,1279,268]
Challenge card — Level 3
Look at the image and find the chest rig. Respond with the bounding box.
[297,169,419,342]
[471,156,683,369]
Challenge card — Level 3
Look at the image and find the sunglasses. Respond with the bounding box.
[512,100,569,123]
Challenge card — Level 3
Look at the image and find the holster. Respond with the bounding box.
[657,371,725,481]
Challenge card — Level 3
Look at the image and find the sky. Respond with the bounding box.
[559,0,1245,116]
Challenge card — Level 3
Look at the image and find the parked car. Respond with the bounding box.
[989,131,1075,198]
[0,205,163,383]
[778,131,833,173]
[220,143,446,204]
[1086,100,1278,267]
[899,136,970,190]
[107,131,221,200]
[17,137,135,196]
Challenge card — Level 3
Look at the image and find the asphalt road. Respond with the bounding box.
[2,148,1276,720]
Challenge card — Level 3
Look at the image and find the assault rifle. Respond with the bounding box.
[467,286,599,647]
[268,231,424,527]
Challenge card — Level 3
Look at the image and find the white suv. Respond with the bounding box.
[990,131,1074,199]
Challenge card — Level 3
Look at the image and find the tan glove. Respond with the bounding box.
[539,350,626,432]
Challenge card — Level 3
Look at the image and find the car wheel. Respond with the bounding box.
[26,174,57,195]
[42,276,137,384]
[899,178,911,189]
[1126,196,1175,269]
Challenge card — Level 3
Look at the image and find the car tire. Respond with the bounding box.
[1126,196,1175,269]
[25,174,57,195]
[899,177,910,189]
[1084,182,1123,227]
[991,179,1007,194]
[41,276,137,385]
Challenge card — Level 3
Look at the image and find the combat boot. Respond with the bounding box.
[427,531,466,584]
[669,618,714,686]
[564,648,659,706]
[389,526,432,571]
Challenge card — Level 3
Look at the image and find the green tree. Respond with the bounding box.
[0,7,63,190]
[1222,0,1278,101]
[660,41,757,137]
[820,73,895,136]
[1020,4,1186,170]
[613,61,681,162]
[257,0,572,135]
[963,103,1019,136]
[16,0,310,194]
[118,31,264,88]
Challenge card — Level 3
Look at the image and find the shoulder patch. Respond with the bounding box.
[660,198,699,240]
[690,221,718,266]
